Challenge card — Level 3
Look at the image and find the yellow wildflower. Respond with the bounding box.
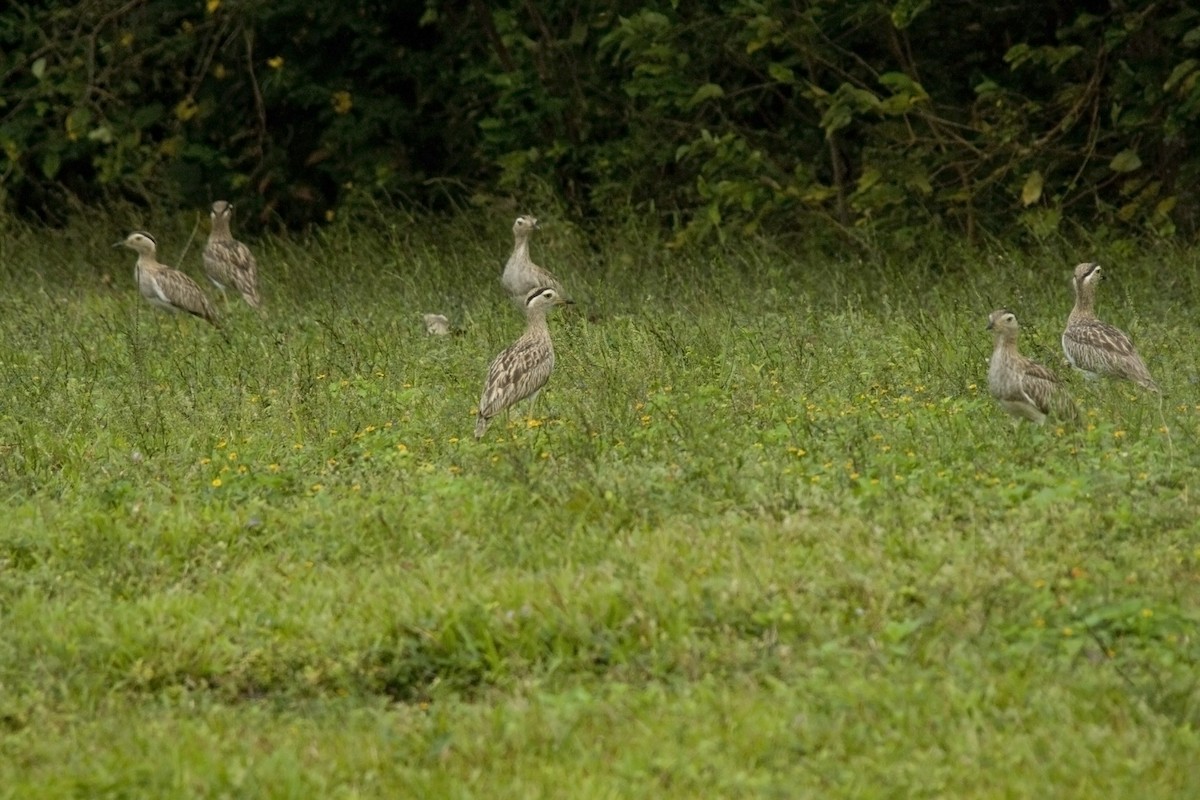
[331,90,353,115]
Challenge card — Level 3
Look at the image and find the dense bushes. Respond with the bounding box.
[1,0,1198,242]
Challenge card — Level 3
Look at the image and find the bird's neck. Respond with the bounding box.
[509,235,530,263]
[992,332,1019,357]
[1071,284,1096,318]
[210,219,232,240]
[524,310,550,333]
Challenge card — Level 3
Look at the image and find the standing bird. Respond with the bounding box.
[1062,262,1158,391]
[203,200,262,310]
[475,287,571,439]
[115,231,220,326]
[500,215,571,305]
[987,309,1079,425]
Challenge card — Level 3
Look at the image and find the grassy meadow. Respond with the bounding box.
[0,208,1198,797]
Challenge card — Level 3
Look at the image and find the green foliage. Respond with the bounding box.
[2,1,1200,240]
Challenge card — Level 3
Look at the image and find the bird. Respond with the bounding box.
[500,215,571,305]
[1062,262,1158,391]
[475,287,571,439]
[203,200,262,310]
[423,313,453,336]
[114,231,220,326]
[987,309,1079,425]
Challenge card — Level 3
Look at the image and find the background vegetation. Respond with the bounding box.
[2,0,1199,243]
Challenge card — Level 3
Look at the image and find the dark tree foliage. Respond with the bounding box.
[1,0,1198,242]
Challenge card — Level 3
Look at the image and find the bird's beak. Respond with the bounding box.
[112,240,125,248]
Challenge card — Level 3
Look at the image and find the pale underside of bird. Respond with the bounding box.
[987,309,1078,425]
[204,200,262,310]
[115,231,220,326]
[1062,262,1157,391]
[500,215,571,305]
[475,286,571,439]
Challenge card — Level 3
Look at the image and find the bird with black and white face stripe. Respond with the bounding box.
[1062,262,1158,391]
[114,231,220,326]
[475,286,572,440]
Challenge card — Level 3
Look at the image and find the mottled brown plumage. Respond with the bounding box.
[500,216,570,305]
[987,309,1078,425]
[204,200,262,310]
[115,231,220,326]
[1062,262,1157,391]
[475,287,571,439]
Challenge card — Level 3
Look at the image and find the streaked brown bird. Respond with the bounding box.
[500,216,571,305]
[1062,262,1158,391]
[203,200,262,310]
[115,231,220,326]
[987,309,1079,425]
[475,287,571,439]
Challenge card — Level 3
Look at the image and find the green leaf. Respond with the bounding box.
[820,104,853,136]
[1019,206,1062,239]
[1003,44,1031,68]
[1021,171,1044,206]
[40,150,61,179]
[878,72,926,95]
[890,0,931,30]
[31,57,46,80]
[1109,149,1142,173]
[686,83,725,109]
[767,63,795,84]
[1164,59,1198,92]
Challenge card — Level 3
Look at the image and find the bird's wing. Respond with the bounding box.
[159,268,220,324]
[143,271,174,306]
[207,240,260,306]
[1063,319,1137,363]
[1017,357,1079,422]
[1063,319,1155,387]
[478,338,555,418]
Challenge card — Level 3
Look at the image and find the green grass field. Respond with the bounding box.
[1,209,1198,797]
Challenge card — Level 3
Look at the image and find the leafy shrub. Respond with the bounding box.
[1,0,1199,240]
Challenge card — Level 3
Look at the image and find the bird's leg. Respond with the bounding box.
[526,388,543,427]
